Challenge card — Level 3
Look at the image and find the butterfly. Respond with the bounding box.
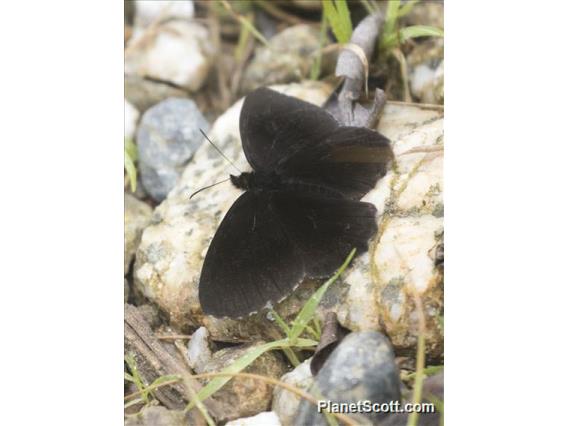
[199,87,393,318]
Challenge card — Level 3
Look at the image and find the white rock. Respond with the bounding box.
[225,412,282,426]
[338,103,444,357]
[410,61,444,104]
[272,359,313,426]
[125,20,214,91]
[134,0,194,28]
[124,99,139,140]
[186,326,212,373]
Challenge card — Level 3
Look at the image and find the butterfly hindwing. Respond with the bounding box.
[271,191,378,277]
[199,190,378,317]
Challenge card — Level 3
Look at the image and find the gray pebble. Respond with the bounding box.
[295,331,401,425]
[136,98,208,202]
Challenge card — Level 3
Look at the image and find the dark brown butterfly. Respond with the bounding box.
[199,87,393,318]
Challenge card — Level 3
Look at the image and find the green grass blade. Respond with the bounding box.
[310,12,328,80]
[404,365,444,381]
[125,137,137,160]
[124,138,137,192]
[186,339,284,411]
[238,14,269,48]
[150,374,182,388]
[269,309,291,336]
[359,0,378,14]
[322,0,352,43]
[234,14,252,61]
[124,397,145,410]
[335,0,352,41]
[289,248,356,341]
[125,353,148,402]
[399,25,444,43]
[186,338,317,411]
[383,0,400,38]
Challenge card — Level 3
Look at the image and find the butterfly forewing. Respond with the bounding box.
[277,126,394,200]
[239,87,339,172]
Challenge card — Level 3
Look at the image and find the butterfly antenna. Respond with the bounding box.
[189,178,230,200]
[199,129,241,174]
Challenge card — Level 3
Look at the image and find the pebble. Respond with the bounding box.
[133,0,194,29]
[226,411,282,426]
[136,98,208,202]
[408,39,444,104]
[124,405,191,426]
[186,326,213,373]
[125,20,215,92]
[125,99,139,140]
[241,25,321,93]
[271,359,314,426]
[295,331,402,425]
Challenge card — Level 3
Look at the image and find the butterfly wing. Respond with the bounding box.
[199,190,378,318]
[270,191,378,277]
[239,87,339,172]
[277,126,394,200]
[199,191,305,318]
[240,87,393,200]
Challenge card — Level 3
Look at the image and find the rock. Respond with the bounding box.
[124,193,153,274]
[125,20,215,91]
[296,331,401,425]
[133,81,444,360]
[241,25,321,93]
[408,39,444,104]
[133,0,194,29]
[125,99,139,140]
[187,326,213,373]
[226,411,282,426]
[136,98,208,202]
[137,161,179,203]
[201,342,288,422]
[333,102,444,359]
[272,359,314,426]
[125,74,190,114]
[124,405,192,426]
[133,81,332,330]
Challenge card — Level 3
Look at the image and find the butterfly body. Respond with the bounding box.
[231,172,346,200]
[198,88,393,318]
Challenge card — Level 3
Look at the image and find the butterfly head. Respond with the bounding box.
[230,173,253,190]
[230,172,282,191]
